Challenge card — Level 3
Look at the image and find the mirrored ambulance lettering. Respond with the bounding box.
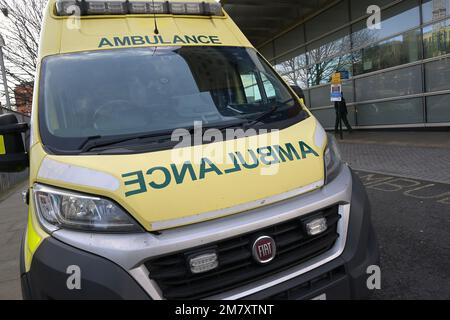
[121,141,319,196]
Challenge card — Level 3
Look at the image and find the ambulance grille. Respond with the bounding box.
[145,205,341,300]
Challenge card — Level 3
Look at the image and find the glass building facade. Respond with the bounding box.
[258,0,450,129]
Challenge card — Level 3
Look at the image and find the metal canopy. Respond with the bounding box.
[222,0,335,47]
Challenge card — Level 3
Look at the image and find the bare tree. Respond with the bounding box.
[307,36,353,86]
[275,55,308,88]
[0,0,47,110]
[276,28,377,89]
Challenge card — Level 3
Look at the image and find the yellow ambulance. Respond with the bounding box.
[0,0,379,300]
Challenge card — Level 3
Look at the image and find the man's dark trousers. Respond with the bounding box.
[334,98,353,132]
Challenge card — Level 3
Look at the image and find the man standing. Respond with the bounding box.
[334,92,353,133]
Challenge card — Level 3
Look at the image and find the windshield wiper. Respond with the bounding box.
[78,129,177,153]
[78,119,248,153]
[244,98,295,128]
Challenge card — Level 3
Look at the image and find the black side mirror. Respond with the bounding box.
[0,113,29,172]
[290,85,305,101]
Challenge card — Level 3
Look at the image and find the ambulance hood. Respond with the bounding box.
[35,118,328,231]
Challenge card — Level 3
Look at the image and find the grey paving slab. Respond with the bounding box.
[339,143,450,184]
[333,131,450,148]
[0,182,28,300]
[0,279,22,300]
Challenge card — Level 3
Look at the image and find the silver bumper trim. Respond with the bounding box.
[150,179,324,230]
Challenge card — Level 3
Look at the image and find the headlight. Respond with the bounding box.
[324,135,343,184]
[33,184,142,233]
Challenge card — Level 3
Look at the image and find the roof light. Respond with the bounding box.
[56,0,81,16]
[128,1,168,14]
[168,3,186,14]
[148,1,168,13]
[185,3,203,15]
[204,2,222,16]
[55,0,224,16]
[128,1,146,14]
[86,0,127,15]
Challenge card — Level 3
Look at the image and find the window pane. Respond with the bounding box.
[311,108,336,128]
[307,29,351,65]
[425,57,450,91]
[423,18,450,58]
[351,0,420,49]
[303,89,311,106]
[310,80,354,108]
[355,65,422,101]
[426,94,450,122]
[308,53,353,86]
[274,25,305,57]
[422,0,450,23]
[310,85,332,108]
[305,0,349,42]
[312,106,356,128]
[342,81,355,103]
[307,29,352,86]
[261,74,276,98]
[350,0,394,20]
[274,51,308,88]
[353,29,421,75]
[356,98,424,125]
[241,73,262,103]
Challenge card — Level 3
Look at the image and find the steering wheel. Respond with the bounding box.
[93,100,149,132]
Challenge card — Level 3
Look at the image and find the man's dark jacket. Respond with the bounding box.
[334,98,348,115]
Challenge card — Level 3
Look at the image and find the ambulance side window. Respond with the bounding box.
[261,73,276,99]
[240,73,262,103]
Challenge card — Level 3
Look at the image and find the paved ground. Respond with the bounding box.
[0,131,449,300]
[336,130,450,184]
[0,182,27,300]
[334,130,450,148]
[340,143,450,184]
[339,131,450,299]
[354,171,450,299]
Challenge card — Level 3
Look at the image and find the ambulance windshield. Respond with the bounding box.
[39,46,307,153]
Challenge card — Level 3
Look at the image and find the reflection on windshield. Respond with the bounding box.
[39,46,303,152]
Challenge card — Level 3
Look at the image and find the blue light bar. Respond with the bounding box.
[55,0,224,16]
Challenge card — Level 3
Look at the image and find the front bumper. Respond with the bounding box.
[20,167,379,300]
[245,171,379,300]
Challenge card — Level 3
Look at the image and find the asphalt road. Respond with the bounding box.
[354,170,450,300]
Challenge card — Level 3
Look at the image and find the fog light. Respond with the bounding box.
[189,252,218,274]
[305,217,328,236]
